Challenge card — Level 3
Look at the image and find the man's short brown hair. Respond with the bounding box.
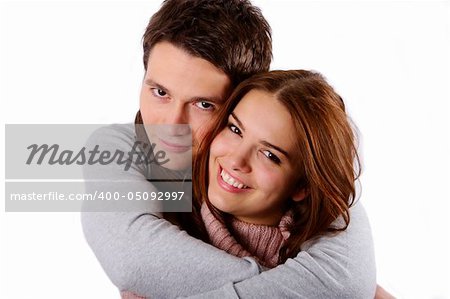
[143,0,272,87]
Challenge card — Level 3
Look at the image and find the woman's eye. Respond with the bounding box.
[151,88,167,97]
[228,124,241,135]
[195,101,215,111]
[262,150,281,164]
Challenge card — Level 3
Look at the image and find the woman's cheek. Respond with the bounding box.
[256,166,284,193]
[210,130,231,157]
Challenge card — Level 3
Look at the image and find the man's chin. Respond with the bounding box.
[160,152,192,171]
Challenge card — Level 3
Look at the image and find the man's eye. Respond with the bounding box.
[151,88,167,97]
[262,150,281,164]
[195,101,215,111]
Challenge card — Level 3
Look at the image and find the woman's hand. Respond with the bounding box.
[375,285,395,299]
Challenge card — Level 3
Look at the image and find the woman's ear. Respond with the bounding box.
[292,188,308,202]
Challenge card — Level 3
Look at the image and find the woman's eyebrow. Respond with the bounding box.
[231,112,290,158]
[230,112,245,130]
[260,140,290,158]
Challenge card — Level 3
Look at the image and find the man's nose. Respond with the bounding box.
[164,124,191,136]
[165,103,191,136]
[166,102,188,124]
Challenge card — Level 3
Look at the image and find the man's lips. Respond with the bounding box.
[158,138,191,153]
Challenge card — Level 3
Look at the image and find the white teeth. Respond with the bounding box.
[220,169,247,189]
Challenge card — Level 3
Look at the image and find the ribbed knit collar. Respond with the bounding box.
[201,203,293,268]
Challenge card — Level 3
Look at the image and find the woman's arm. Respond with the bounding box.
[81,125,376,298]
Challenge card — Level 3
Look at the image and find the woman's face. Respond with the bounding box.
[208,89,302,225]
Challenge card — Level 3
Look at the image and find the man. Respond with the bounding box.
[82,0,378,297]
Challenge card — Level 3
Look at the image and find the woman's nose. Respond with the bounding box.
[229,148,251,173]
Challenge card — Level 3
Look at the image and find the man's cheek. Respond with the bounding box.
[140,111,152,124]
[191,131,202,154]
[140,103,157,125]
[139,87,148,109]
[192,121,213,144]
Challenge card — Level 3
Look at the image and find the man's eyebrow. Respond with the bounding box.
[145,78,225,104]
[144,79,171,95]
[193,96,225,104]
[231,112,290,158]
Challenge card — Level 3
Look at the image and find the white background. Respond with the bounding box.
[1,1,449,298]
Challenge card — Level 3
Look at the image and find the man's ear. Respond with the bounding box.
[292,188,308,202]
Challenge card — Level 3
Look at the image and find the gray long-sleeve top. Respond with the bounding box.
[81,124,377,298]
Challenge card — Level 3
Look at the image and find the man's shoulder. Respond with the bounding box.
[86,123,136,149]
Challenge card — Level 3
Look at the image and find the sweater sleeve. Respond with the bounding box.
[184,201,377,299]
[81,125,376,299]
[81,125,261,298]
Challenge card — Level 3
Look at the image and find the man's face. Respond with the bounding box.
[140,41,231,159]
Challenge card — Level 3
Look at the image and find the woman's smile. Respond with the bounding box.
[216,164,250,194]
[207,89,300,225]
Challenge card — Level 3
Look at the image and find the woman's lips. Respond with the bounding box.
[216,165,250,194]
[158,138,191,153]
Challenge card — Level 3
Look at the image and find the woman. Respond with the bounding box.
[192,69,360,267]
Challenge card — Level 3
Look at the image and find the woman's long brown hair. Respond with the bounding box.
[193,70,361,263]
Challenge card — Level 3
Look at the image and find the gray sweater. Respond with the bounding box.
[81,124,377,298]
